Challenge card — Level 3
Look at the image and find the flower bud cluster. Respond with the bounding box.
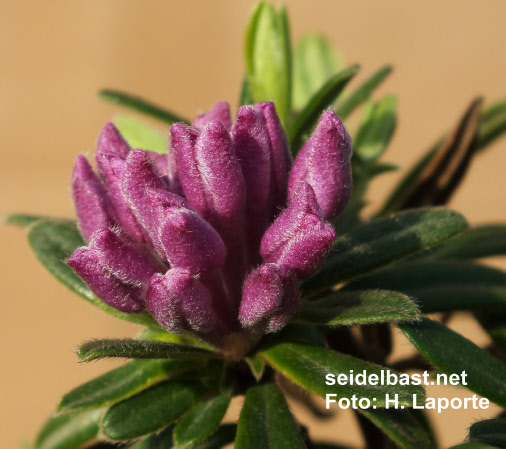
[68,102,352,346]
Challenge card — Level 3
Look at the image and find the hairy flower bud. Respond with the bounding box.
[71,155,115,242]
[146,268,218,333]
[260,182,336,278]
[171,121,246,237]
[67,247,145,313]
[239,263,299,333]
[288,110,352,220]
[192,101,232,131]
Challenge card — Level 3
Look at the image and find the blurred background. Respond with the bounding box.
[1,1,505,447]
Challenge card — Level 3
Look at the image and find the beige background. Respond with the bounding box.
[1,1,505,448]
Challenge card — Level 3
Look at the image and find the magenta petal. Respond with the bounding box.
[71,156,115,242]
[255,102,292,216]
[67,247,144,313]
[260,182,336,278]
[97,122,130,159]
[171,121,246,234]
[159,207,226,273]
[239,264,299,333]
[192,101,232,131]
[88,228,161,287]
[146,269,217,333]
[288,110,352,220]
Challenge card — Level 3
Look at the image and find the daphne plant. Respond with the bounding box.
[8,2,506,449]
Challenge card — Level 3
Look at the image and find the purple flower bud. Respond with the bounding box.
[232,106,274,257]
[146,268,218,333]
[71,155,115,242]
[192,101,232,131]
[97,122,130,159]
[260,182,336,278]
[255,102,292,216]
[239,263,299,333]
[158,207,226,273]
[288,110,352,220]
[171,121,246,236]
[67,247,144,313]
[87,228,162,287]
[121,149,171,243]
[95,128,146,242]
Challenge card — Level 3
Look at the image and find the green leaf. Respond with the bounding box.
[77,338,218,362]
[354,95,397,162]
[173,395,231,448]
[290,65,359,152]
[304,208,468,295]
[477,98,506,151]
[335,65,393,120]
[259,341,425,406]
[27,219,158,327]
[345,262,506,314]
[359,409,435,449]
[469,419,506,448]
[244,2,292,126]
[235,383,305,449]
[293,34,341,111]
[239,75,254,106]
[416,225,506,260]
[245,356,266,382]
[136,328,215,351]
[400,318,506,408]
[4,213,45,227]
[129,425,175,449]
[294,290,419,326]
[98,89,189,124]
[58,359,197,412]
[113,115,168,153]
[379,98,506,216]
[102,380,205,440]
[35,409,104,449]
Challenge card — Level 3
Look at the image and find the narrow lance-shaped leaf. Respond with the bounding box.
[447,444,497,449]
[27,220,159,327]
[468,418,506,448]
[414,224,506,261]
[4,213,45,227]
[244,2,292,126]
[293,34,341,111]
[359,409,435,449]
[173,394,231,448]
[77,339,219,362]
[35,409,105,449]
[353,95,397,162]
[98,89,189,124]
[335,65,393,120]
[294,290,419,326]
[290,65,359,152]
[58,359,198,412]
[101,380,206,440]
[235,383,305,449]
[304,208,468,296]
[400,318,506,408]
[345,262,506,314]
[136,327,215,351]
[113,115,168,154]
[379,97,506,216]
[477,97,506,151]
[259,341,425,406]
